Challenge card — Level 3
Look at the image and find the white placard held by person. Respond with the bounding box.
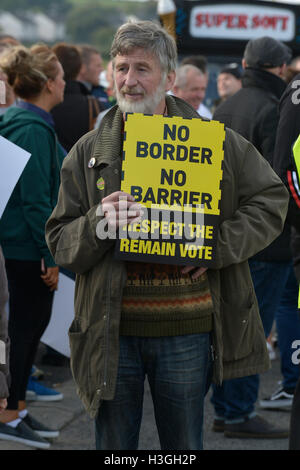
[0,135,31,218]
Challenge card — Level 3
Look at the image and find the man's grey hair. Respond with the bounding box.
[174,64,204,89]
[110,20,177,74]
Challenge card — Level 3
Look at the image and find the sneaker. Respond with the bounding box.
[224,415,289,439]
[30,365,45,380]
[260,387,294,410]
[0,421,50,449]
[212,418,225,432]
[26,376,63,402]
[22,413,59,438]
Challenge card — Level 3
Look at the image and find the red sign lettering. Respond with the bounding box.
[195,12,290,31]
[281,16,289,31]
[238,15,248,29]
[216,14,225,26]
[252,15,289,31]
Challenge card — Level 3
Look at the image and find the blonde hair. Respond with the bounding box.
[0,44,59,99]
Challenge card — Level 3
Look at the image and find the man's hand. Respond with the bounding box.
[41,266,59,291]
[0,398,7,413]
[101,191,144,229]
[181,266,208,280]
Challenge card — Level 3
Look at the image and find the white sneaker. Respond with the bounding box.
[260,387,294,409]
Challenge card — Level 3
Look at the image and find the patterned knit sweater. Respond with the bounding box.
[120,261,213,336]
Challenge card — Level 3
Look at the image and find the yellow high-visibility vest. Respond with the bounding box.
[292,135,300,308]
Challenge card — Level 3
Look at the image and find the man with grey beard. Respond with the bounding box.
[46,21,288,450]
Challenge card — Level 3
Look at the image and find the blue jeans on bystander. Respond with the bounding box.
[211,260,295,422]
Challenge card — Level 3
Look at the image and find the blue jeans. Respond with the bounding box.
[211,260,294,422]
[95,333,212,450]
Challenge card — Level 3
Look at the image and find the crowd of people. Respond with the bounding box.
[0,19,300,451]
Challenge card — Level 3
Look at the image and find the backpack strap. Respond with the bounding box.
[88,95,101,130]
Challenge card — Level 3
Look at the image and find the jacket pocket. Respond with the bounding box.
[221,297,256,362]
[68,318,91,396]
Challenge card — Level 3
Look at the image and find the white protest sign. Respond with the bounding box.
[0,135,31,218]
[41,272,75,358]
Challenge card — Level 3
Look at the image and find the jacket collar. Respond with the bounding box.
[17,100,55,128]
[242,68,286,100]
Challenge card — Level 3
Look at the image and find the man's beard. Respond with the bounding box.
[116,76,167,114]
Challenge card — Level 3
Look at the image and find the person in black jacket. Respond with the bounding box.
[51,43,101,153]
[211,36,293,439]
[273,74,300,450]
[273,73,300,230]
[257,73,300,416]
[213,63,243,112]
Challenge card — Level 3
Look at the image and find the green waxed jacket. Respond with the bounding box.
[46,95,289,418]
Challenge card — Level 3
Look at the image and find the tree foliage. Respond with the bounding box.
[91,27,119,61]
[0,0,157,57]
[65,1,157,59]
[0,0,72,18]
[66,2,125,46]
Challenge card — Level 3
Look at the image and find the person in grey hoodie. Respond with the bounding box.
[0,246,10,413]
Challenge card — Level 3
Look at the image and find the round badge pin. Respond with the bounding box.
[97,177,105,191]
[88,157,96,168]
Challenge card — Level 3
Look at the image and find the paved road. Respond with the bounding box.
[0,344,292,451]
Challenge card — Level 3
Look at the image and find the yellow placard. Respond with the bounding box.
[115,113,225,267]
[121,113,225,214]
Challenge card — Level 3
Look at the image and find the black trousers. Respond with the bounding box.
[5,259,54,410]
